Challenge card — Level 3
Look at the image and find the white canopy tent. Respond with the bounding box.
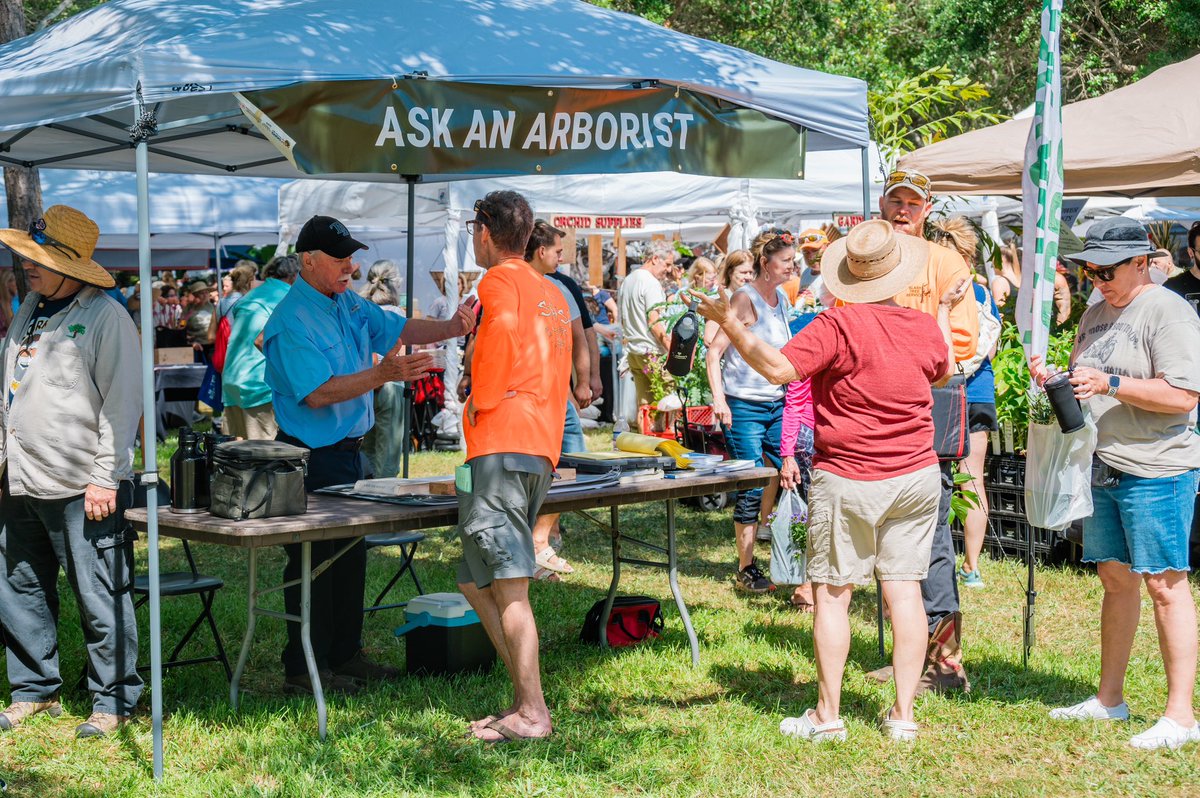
[0,0,870,778]
[1,170,282,269]
[277,146,888,317]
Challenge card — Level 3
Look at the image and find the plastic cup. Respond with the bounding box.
[427,349,447,370]
[1044,372,1085,434]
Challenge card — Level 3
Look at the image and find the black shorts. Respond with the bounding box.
[967,402,998,434]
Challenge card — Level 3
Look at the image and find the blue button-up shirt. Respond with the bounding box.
[263,276,406,448]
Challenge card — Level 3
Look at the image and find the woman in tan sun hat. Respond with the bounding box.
[691,218,969,745]
[0,205,143,739]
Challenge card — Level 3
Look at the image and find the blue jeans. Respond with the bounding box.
[562,401,587,455]
[1085,468,1200,573]
[726,395,784,524]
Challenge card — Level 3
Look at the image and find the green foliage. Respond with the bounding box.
[21,1,106,33]
[870,66,1005,170]
[950,467,982,526]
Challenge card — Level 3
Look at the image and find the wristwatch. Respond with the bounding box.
[1107,375,1121,398]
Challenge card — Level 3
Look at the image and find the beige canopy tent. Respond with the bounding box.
[899,54,1200,197]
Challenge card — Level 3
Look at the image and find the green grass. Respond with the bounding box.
[3,428,1199,797]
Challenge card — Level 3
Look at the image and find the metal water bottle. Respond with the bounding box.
[170,428,209,513]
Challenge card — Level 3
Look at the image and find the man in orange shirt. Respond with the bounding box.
[457,191,572,743]
[868,169,978,694]
[782,228,828,308]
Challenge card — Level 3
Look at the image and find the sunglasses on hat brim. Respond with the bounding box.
[884,170,932,192]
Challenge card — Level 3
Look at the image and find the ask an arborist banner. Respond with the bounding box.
[236,80,806,179]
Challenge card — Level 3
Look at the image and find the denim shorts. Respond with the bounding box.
[726,395,784,524]
[1084,467,1200,574]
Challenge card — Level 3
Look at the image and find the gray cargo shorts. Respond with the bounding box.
[456,453,553,589]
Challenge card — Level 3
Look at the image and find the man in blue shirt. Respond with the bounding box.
[264,215,474,694]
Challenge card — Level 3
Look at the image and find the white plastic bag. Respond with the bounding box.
[1024,410,1096,531]
[770,489,809,586]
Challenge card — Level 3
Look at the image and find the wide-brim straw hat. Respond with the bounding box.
[0,204,114,289]
[821,219,928,304]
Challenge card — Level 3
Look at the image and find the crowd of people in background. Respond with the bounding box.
[0,177,1197,748]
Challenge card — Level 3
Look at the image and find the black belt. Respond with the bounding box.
[277,432,364,453]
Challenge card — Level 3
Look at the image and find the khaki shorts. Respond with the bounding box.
[456,453,553,589]
[806,464,941,586]
[224,403,279,441]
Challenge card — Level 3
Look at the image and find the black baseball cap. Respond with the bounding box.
[295,215,368,259]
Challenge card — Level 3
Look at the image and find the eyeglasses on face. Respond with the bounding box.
[798,233,825,244]
[885,170,932,190]
[466,199,493,236]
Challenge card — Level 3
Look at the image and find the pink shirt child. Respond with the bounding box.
[780,378,815,458]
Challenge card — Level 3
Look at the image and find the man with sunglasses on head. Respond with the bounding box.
[1032,217,1200,751]
[782,228,828,309]
[1164,222,1200,317]
[866,169,978,695]
[263,214,474,695]
[0,206,142,738]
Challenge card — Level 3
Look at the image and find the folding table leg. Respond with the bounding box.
[599,504,621,648]
[665,499,699,667]
[230,548,259,709]
[299,542,327,740]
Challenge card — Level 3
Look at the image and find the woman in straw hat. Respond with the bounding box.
[0,205,143,738]
[691,219,969,743]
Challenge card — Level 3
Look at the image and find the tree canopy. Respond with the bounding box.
[595,0,1200,115]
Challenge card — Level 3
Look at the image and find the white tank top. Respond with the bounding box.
[721,283,791,402]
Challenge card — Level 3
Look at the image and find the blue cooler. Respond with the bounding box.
[394,592,496,676]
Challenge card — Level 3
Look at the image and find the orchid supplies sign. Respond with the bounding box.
[1016,0,1065,362]
[237,80,805,179]
[551,215,644,231]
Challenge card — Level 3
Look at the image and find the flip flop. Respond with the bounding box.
[479,717,550,745]
[789,597,815,614]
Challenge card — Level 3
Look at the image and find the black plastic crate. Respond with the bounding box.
[985,454,1026,490]
[986,486,1026,517]
[989,515,1055,555]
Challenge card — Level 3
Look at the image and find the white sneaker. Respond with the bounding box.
[779,709,847,743]
[1049,695,1130,721]
[1129,717,1200,750]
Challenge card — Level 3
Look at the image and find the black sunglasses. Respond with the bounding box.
[28,218,82,260]
[1082,257,1133,283]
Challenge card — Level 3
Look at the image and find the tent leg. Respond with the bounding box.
[135,119,165,781]
[1023,530,1036,669]
[861,146,872,222]
[401,176,417,478]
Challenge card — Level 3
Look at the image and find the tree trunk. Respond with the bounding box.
[1,0,41,299]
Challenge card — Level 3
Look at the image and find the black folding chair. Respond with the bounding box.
[135,539,232,679]
[363,532,425,613]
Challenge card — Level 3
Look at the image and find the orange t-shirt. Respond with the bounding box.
[464,257,572,465]
[893,243,979,364]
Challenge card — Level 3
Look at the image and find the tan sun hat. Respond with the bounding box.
[0,205,115,289]
[821,219,929,304]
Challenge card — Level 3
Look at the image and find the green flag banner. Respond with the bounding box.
[237,80,805,179]
[1016,0,1064,362]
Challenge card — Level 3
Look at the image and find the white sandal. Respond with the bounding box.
[881,714,919,742]
[535,546,574,574]
[779,709,846,743]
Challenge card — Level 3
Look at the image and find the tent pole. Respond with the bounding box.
[860,146,871,223]
[135,115,165,781]
[402,176,417,478]
[213,232,222,299]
